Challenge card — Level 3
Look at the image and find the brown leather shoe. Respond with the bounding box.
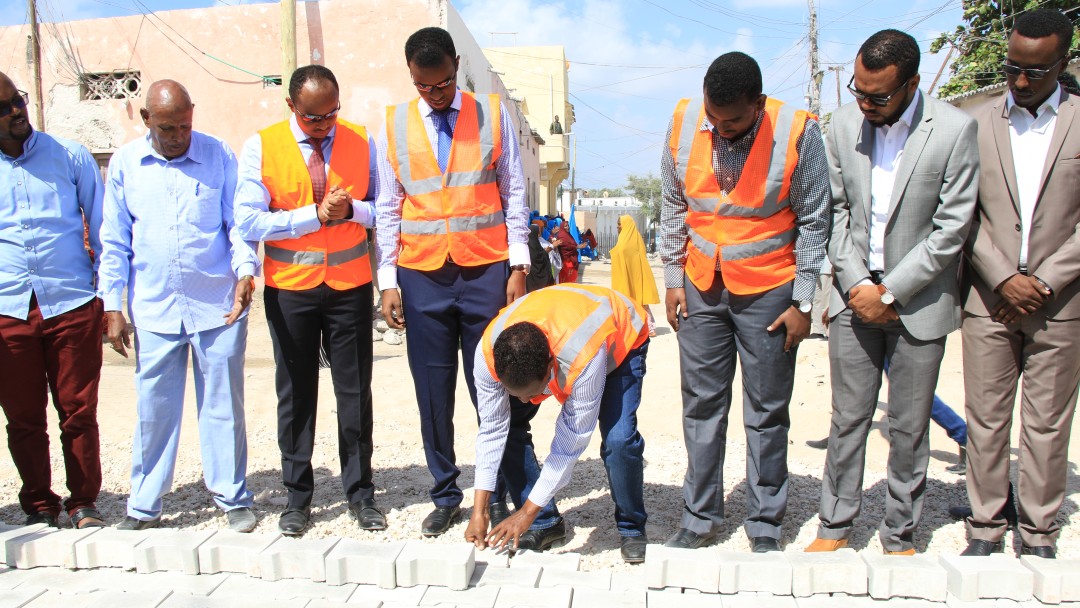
[804,537,848,552]
[884,548,916,556]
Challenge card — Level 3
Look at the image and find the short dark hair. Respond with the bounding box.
[405,27,457,67]
[492,322,550,390]
[1013,8,1074,56]
[289,65,338,100]
[858,29,921,83]
[703,52,762,106]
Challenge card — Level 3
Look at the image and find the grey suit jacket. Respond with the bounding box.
[827,93,980,341]
[963,89,1080,321]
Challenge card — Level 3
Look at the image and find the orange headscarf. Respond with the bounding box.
[609,215,659,306]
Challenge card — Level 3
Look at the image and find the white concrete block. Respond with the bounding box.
[349,583,427,606]
[0,525,47,566]
[197,530,279,576]
[945,595,1026,607]
[794,595,883,607]
[0,566,43,590]
[90,569,231,597]
[1020,556,1080,604]
[474,549,509,569]
[493,584,572,608]
[538,568,611,590]
[395,542,475,591]
[258,536,339,582]
[570,588,646,608]
[24,589,172,608]
[157,596,298,608]
[509,550,581,572]
[723,591,799,608]
[862,552,949,602]
[307,602,364,608]
[134,529,216,575]
[208,574,356,602]
[7,527,101,568]
[717,551,792,595]
[74,527,154,570]
[644,545,720,593]
[644,590,730,607]
[3,567,110,594]
[325,539,405,588]
[940,554,1034,602]
[419,585,500,607]
[471,562,542,588]
[0,588,46,608]
[610,571,648,592]
[787,549,867,597]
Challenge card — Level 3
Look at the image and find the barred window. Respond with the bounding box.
[80,71,142,101]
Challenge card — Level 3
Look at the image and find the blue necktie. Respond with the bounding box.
[435,110,453,173]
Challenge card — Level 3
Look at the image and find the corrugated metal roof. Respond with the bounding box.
[940,57,1080,102]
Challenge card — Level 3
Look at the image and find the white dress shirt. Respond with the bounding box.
[1007,85,1061,269]
[868,90,922,273]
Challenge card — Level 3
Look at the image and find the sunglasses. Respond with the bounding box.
[293,103,340,123]
[0,90,29,119]
[847,76,911,107]
[413,75,456,93]
[1002,56,1066,80]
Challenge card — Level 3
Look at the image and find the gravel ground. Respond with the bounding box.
[1,259,1076,573]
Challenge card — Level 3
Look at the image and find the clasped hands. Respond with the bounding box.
[847,284,899,324]
[991,273,1051,324]
[316,185,352,223]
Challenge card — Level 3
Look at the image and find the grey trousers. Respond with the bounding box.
[817,309,945,552]
[677,276,795,540]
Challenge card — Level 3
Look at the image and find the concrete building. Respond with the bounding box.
[0,0,544,209]
[943,58,1080,113]
[555,193,647,256]
[484,45,573,215]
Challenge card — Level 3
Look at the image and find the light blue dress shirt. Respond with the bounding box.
[234,116,379,245]
[97,131,258,334]
[0,130,103,320]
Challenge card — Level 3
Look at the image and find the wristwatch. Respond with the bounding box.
[510,264,530,274]
[792,300,812,313]
[878,286,895,305]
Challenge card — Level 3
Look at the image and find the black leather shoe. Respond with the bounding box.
[278,506,311,537]
[25,511,59,528]
[751,536,781,553]
[488,501,512,528]
[349,499,387,531]
[1020,544,1056,559]
[664,528,716,549]
[805,437,829,450]
[421,506,461,537]
[116,515,160,531]
[961,539,1004,556]
[515,519,566,552]
[620,533,648,563]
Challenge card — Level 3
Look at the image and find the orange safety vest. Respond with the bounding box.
[670,97,810,294]
[386,92,509,271]
[481,285,649,405]
[259,119,372,291]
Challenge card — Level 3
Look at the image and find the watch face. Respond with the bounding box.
[799,302,812,313]
[881,292,895,305]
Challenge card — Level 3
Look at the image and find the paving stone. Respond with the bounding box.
[863,552,949,602]
[91,569,231,597]
[197,530,279,576]
[474,549,510,569]
[940,554,1035,602]
[23,589,172,607]
[310,601,384,608]
[74,527,154,570]
[471,562,542,588]
[945,595,1024,607]
[644,590,727,607]
[610,571,648,592]
[570,587,645,608]
[134,529,217,575]
[157,596,298,608]
[6,527,101,568]
[0,588,46,608]
[258,536,339,582]
[493,584,573,608]
[538,568,611,590]
[723,591,798,608]
[419,585,500,607]
[0,567,43,590]
[1019,556,1080,604]
[0,525,47,566]
[325,539,405,588]
[717,551,792,595]
[644,545,720,593]
[795,595,883,607]
[509,550,581,572]
[208,574,357,602]
[395,542,475,591]
[349,583,428,606]
[787,549,866,597]
[7,567,111,594]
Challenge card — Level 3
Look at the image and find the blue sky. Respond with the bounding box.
[1,0,965,189]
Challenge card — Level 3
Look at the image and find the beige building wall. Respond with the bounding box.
[484,45,572,215]
[0,0,540,208]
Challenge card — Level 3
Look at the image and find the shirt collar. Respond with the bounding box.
[288,114,337,144]
[138,131,205,164]
[878,89,921,133]
[419,89,463,118]
[698,107,765,147]
[1006,84,1061,120]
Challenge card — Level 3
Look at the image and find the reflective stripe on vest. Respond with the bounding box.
[399,210,506,236]
[264,240,370,267]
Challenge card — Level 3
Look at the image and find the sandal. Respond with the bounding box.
[69,507,105,529]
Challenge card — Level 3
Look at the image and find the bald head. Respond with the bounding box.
[144,79,192,113]
[140,80,194,159]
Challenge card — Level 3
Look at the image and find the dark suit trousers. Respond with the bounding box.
[818,309,945,552]
[677,275,795,539]
[264,283,375,508]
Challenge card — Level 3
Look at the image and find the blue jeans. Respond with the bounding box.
[498,396,562,530]
[883,358,967,446]
[599,341,649,536]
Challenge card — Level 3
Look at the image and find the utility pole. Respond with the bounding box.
[806,0,822,115]
[828,65,844,109]
[927,44,955,97]
[281,0,296,118]
[27,0,44,130]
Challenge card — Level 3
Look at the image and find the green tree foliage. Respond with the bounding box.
[932,1,1078,98]
[625,173,663,225]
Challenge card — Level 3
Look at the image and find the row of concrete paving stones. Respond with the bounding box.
[0,524,1076,607]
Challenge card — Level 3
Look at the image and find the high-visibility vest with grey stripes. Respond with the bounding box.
[670,97,810,295]
[387,92,509,271]
[481,285,649,405]
[258,119,372,291]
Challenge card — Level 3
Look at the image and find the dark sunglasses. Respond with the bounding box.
[847,76,911,107]
[1002,56,1066,80]
[293,103,340,123]
[0,90,29,119]
[413,75,456,93]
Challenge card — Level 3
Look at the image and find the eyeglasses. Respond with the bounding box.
[847,76,911,107]
[292,103,340,123]
[0,90,29,119]
[1002,56,1066,80]
[413,75,456,93]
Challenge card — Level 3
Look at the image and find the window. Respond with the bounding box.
[80,71,142,101]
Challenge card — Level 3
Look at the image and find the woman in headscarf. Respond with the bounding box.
[526,221,554,292]
[555,219,580,284]
[609,215,660,336]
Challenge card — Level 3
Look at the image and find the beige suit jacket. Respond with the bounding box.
[963,89,1080,320]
